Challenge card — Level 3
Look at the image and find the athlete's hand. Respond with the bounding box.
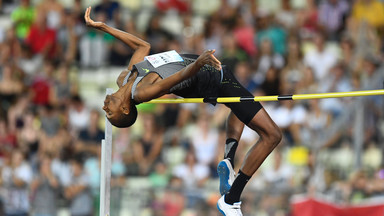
[196,49,222,71]
[84,6,103,29]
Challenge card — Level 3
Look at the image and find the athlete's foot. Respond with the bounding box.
[217,159,235,195]
[217,195,243,216]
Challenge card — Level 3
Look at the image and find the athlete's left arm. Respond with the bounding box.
[84,6,150,87]
[133,50,221,103]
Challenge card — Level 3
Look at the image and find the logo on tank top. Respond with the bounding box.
[142,68,150,73]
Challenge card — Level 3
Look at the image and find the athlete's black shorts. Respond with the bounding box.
[218,67,263,125]
[171,59,263,125]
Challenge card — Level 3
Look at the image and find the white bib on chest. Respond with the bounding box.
[145,50,183,68]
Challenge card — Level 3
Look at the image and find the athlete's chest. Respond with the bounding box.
[136,73,163,88]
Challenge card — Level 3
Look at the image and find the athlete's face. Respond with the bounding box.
[103,94,123,119]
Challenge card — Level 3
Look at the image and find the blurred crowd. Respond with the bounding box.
[0,0,384,215]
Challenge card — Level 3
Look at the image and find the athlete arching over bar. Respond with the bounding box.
[85,7,282,215]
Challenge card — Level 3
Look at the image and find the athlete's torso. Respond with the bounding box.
[123,52,222,102]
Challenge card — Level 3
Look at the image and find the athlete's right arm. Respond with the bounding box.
[84,6,150,72]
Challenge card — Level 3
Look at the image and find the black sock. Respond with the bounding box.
[225,170,251,204]
[224,138,238,168]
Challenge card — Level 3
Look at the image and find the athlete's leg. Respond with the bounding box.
[225,108,282,205]
[241,108,281,175]
[225,111,244,165]
[217,67,281,215]
[218,112,244,195]
[226,111,244,141]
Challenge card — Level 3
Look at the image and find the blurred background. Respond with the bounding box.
[0,0,383,215]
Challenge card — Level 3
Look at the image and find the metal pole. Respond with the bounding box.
[99,139,107,216]
[381,81,384,167]
[353,101,364,169]
[100,88,114,216]
[145,89,384,104]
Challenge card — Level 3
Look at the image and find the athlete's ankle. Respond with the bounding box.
[225,170,251,204]
[224,138,238,167]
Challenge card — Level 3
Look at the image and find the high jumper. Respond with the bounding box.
[85,6,282,215]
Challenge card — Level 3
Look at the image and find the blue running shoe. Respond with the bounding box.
[217,159,235,195]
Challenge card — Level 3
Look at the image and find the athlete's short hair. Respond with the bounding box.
[107,105,137,128]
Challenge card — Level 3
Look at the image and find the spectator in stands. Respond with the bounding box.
[0,64,24,115]
[65,156,93,216]
[36,0,64,31]
[51,146,72,188]
[234,61,258,93]
[318,0,350,40]
[156,0,190,13]
[256,15,287,55]
[16,112,40,163]
[113,127,131,166]
[344,16,381,62]
[39,104,61,137]
[133,113,164,175]
[53,63,76,107]
[340,36,359,72]
[145,13,174,53]
[1,149,33,216]
[68,95,90,134]
[262,150,294,195]
[281,36,307,93]
[94,0,120,26]
[56,11,81,65]
[302,99,331,146]
[7,95,30,133]
[302,150,326,194]
[304,32,338,82]
[25,11,57,59]
[296,0,319,38]
[349,170,369,203]
[75,109,104,158]
[254,38,285,85]
[272,99,307,145]
[189,113,219,171]
[109,20,137,66]
[0,119,17,160]
[352,0,384,29]
[220,33,249,72]
[362,142,382,171]
[79,11,113,67]
[201,16,224,55]
[0,26,22,64]
[17,44,43,78]
[30,154,59,216]
[149,161,170,188]
[156,177,185,216]
[260,67,281,96]
[10,0,35,39]
[173,150,210,208]
[162,130,187,171]
[276,0,297,29]
[233,14,257,57]
[30,60,55,106]
[319,63,352,117]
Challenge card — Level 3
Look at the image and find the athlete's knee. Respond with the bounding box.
[263,124,282,148]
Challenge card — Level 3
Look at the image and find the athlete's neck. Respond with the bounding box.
[115,72,138,106]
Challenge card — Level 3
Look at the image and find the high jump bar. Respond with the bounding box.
[146,89,384,104]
